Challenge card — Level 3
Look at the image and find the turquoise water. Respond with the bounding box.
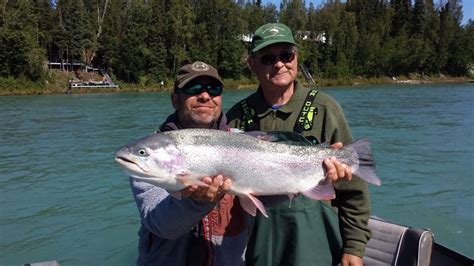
[1,83,473,265]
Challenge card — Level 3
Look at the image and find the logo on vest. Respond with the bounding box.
[298,99,317,130]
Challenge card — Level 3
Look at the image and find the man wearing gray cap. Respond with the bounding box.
[130,61,250,266]
[227,23,371,266]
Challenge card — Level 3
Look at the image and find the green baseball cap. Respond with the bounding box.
[250,23,297,53]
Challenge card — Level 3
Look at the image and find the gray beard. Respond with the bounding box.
[178,110,218,128]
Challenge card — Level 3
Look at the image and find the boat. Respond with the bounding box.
[364,216,473,265]
[24,215,473,265]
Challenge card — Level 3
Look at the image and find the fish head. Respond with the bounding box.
[115,133,185,189]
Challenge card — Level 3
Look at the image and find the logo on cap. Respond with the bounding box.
[191,61,209,72]
[269,28,280,35]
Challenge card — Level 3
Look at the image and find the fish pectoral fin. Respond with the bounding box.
[301,180,336,200]
[238,194,268,218]
[176,176,209,188]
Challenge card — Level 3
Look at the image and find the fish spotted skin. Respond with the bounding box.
[115,128,381,217]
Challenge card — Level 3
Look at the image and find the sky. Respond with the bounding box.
[264,0,473,25]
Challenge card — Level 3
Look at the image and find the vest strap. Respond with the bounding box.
[240,100,258,131]
[239,89,319,135]
[293,89,318,134]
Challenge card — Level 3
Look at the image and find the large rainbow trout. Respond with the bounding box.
[115,128,381,217]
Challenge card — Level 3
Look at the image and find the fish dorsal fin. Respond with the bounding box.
[245,131,313,146]
[243,131,277,141]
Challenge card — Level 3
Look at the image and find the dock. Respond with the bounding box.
[66,68,119,93]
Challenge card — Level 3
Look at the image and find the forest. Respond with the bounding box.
[1,0,473,90]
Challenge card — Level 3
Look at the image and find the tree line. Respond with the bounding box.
[1,0,473,85]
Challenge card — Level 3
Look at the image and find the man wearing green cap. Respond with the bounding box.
[227,23,371,265]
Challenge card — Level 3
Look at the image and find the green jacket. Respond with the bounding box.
[226,82,371,262]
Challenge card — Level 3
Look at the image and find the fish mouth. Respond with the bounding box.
[115,156,134,165]
[115,156,151,176]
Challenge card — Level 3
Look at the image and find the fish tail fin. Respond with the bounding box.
[301,179,336,200]
[347,139,381,186]
[238,193,268,218]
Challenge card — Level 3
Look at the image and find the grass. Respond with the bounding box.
[0,71,471,96]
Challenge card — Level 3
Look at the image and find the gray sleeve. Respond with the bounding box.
[130,177,215,239]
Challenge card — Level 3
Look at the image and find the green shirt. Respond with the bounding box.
[226,81,371,258]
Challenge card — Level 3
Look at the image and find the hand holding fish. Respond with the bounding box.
[341,253,363,266]
[323,142,353,182]
[180,175,232,203]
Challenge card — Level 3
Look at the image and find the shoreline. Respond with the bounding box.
[0,75,472,96]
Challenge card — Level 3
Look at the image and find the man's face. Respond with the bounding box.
[173,76,222,128]
[249,43,298,89]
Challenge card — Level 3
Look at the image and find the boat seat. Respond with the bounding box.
[363,216,434,266]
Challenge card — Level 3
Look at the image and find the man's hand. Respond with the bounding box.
[179,175,231,203]
[341,253,363,266]
[323,142,352,182]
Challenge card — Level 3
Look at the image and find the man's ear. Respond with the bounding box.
[247,56,255,71]
[171,93,179,109]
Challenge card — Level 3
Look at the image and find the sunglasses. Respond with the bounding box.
[179,83,223,96]
[259,51,296,66]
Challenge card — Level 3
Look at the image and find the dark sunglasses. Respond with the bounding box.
[180,83,223,96]
[259,51,296,66]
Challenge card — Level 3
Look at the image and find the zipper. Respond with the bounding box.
[271,110,277,130]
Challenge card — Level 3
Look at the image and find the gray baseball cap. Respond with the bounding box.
[174,61,223,90]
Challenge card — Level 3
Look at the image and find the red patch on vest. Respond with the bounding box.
[207,194,246,237]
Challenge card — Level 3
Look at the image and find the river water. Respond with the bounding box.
[1,83,473,265]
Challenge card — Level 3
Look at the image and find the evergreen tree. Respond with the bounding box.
[438,1,457,73]
[55,0,87,65]
[117,0,151,82]
[411,0,426,35]
[423,0,441,74]
[303,3,321,77]
[279,0,307,33]
[243,1,266,33]
[1,0,473,84]
[166,0,195,74]
[441,0,467,75]
[94,0,125,75]
[214,0,247,79]
[0,0,46,80]
[465,20,474,72]
[390,0,411,36]
[147,0,168,82]
[407,0,429,74]
[347,0,388,76]
[190,0,220,65]
[32,0,55,54]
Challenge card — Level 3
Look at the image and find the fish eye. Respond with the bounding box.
[138,148,147,156]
